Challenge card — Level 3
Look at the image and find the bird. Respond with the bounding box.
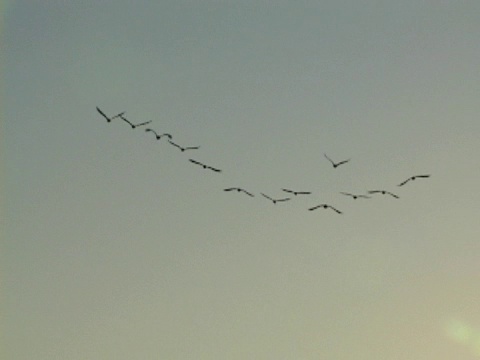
[224,188,254,197]
[308,204,342,214]
[118,114,152,129]
[368,190,399,198]
[397,174,430,187]
[324,153,350,168]
[282,188,312,196]
[261,193,291,204]
[145,128,172,140]
[96,106,125,122]
[340,192,370,199]
[189,159,221,172]
[168,140,200,152]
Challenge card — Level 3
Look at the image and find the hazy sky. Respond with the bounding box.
[3,1,480,359]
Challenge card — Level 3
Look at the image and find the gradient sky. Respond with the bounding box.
[3,1,480,359]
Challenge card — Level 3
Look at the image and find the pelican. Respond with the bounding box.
[168,140,200,152]
[398,174,430,187]
[145,128,172,140]
[189,159,221,172]
[308,204,342,214]
[261,193,291,204]
[324,153,350,168]
[118,114,152,129]
[282,188,312,196]
[224,188,254,197]
[96,107,124,122]
[340,192,370,199]
[368,190,399,199]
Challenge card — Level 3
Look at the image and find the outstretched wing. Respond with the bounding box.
[324,153,334,165]
[168,140,182,149]
[207,166,221,172]
[112,111,125,119]
[145,128,159,137]
[336,159,350,166]
[134,120,152,128]
[327,205,342,214]
[261,193,273,201]
[96,106,110,121]
[241,190,254,197]
[119,114,134,127]
[397,178,411,186]
[188,159,204,166]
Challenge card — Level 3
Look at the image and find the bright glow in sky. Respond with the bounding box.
[3,1,480,359]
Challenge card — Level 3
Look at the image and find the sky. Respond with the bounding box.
[3,1,480,359]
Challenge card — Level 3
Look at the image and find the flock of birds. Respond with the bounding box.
[96,106,431,215]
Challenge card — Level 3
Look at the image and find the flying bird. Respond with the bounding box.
[189,159,221,172]
[224,188,254,197]
[261,193,291,204]
[340,192,370,199]
[308,204,343,214]
[368,190,399,198]
[324,153,350,168]
[145,128,172,140]
[118,114,152,129]
[282,188,312,196]
[96,107,125,122]
[397,174,431,187]
[168,140,200,152]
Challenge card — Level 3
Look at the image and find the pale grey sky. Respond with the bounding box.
[3,1,480,359]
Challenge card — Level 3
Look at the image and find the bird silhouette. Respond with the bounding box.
[308,204,342,214]
[224,188,254,197]
[282,188,312,196]
[189,159,221,172]
[96,107,125,122]
[118,114,152,129]
[168,140,200,152]
[368,190,399,198]
[120,115,152,129]
[261,193,291,204]
[324,153,350,168]
[398,174,430,186]
[115,114,152,129]
[340,192,370,199]
[145,128,172,140]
